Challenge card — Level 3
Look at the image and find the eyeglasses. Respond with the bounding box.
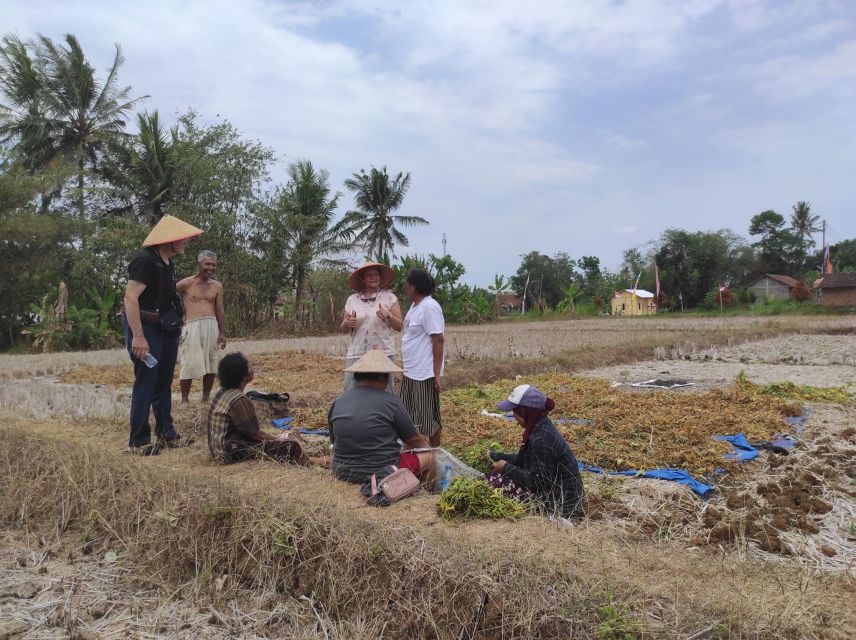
[359,294,377,303]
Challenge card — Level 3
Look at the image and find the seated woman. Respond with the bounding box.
[327,350,434,485]
[207,352,303,464]
[489,384,585,518]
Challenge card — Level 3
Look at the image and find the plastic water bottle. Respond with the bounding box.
[141,352,158,368]
[439,464,453,492]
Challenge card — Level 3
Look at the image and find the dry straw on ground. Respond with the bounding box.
[3,316,856,638]
[0,430,634,639]
[3,418,854,638]
[443,373,807,476]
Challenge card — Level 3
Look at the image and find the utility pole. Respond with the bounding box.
[522,272,530,314]
[442,233,447,257]
[821,219,826,271]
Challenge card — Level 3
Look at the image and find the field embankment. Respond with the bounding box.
[2,420,854,639]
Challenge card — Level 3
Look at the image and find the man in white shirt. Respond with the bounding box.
[399,269,445,446]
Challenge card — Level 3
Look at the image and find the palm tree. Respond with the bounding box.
[101,111,176,225]
[487,274,512,318]
[342,166,428,260]
[281,160,352,320]
[0,35,64,209]
[790,201,821,245]
[0,34,145,221]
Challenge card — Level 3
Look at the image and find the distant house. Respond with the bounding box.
[611,289,655,316]
[496,293,523,314]
[746,274,799,301]
[815,273,856,307]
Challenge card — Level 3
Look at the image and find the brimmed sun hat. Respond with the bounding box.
[142,214,203,247]
[344,349,402,374]
[497,384,547,411]
[348,262,395,292]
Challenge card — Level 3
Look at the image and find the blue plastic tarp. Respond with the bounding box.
[298,427,330,436]
[783,407,811,432]
[713,409,807,460]
[271,417,330,436]
[578,462,715,498]
[714,433,759,461]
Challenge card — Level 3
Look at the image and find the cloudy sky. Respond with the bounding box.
[4,0,855,285]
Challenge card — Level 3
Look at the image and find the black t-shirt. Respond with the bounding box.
[127,248,177,311]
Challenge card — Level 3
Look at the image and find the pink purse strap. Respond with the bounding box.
[370,465,399,497]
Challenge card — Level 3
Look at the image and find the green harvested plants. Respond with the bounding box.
[736,371,851,403]
[437,477,525,522]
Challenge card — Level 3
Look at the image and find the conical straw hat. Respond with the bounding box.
[142,215,203,247]
[344,349,402,373]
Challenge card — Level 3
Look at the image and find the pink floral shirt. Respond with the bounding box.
[344,290,398,358]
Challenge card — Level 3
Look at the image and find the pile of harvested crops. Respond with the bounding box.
[437,477,525,522]
[442,374,804,476]
[60,353,841,478]
[736,371,852,403]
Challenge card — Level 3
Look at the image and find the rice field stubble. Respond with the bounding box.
[1,314,855,637]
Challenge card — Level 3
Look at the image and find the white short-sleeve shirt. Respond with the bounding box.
[401,296,445,381]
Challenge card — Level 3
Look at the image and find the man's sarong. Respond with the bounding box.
[179,316,219,380]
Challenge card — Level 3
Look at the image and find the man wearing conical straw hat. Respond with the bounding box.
[327,349,434,485]
[123,214,202,456]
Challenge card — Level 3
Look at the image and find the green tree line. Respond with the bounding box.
[0,33,434,349]
[2,34,854,350]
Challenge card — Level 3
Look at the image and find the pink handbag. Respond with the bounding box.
[369,465,420,505]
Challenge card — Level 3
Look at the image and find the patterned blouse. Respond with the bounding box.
[344,289,398,358]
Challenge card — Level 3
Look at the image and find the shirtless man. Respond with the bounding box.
[177,250,227,403]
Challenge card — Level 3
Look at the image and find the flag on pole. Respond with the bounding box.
[718,285,725,312]
[823,245,833,274]
[654,264,661,305]
[632,271,641,293]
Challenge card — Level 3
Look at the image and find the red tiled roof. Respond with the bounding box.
[816,273,856,289]
[764,274,799,288]
[497,293,522,306]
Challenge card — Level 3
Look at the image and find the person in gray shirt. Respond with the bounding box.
[328,350,433,484]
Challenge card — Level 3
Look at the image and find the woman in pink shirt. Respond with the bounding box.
[341,262,403,392]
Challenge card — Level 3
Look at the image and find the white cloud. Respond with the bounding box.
[3,0,856,284]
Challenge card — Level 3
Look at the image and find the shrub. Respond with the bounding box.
[791,280,812,304]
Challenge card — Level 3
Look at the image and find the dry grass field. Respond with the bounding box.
[1,314,855,639]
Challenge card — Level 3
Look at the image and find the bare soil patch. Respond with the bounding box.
[587,333,856,391]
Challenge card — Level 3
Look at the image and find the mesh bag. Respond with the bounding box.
[407,447,484,491]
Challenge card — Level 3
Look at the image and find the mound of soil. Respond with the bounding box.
[700,451,849,555]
